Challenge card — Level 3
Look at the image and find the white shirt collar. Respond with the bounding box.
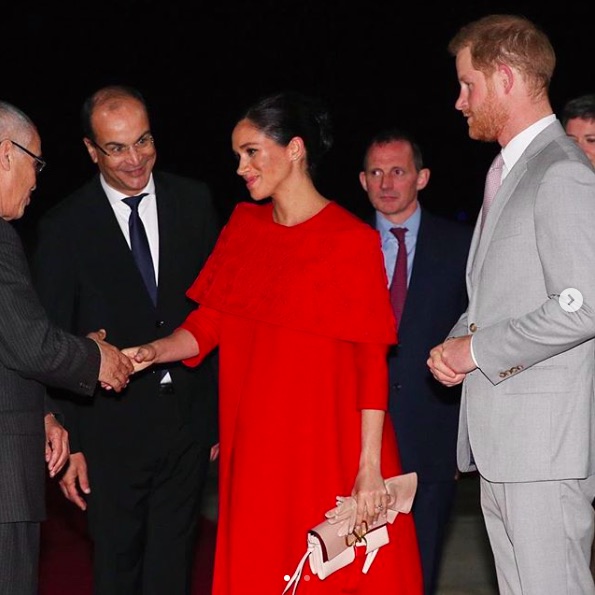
[501,114,557,178]
[100,173,156,206]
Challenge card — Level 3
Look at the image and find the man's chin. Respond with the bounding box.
[468,128,491,142]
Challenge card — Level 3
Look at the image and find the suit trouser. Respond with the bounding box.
[480,474,595,595]
[412,479,457,595]
[0,521,39,595]
[86,422,211,595]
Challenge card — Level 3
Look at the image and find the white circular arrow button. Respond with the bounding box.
[559,288,583,313]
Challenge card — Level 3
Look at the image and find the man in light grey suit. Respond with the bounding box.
[0,101,133,595]
[428,14,595,595]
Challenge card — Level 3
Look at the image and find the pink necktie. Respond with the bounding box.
[390,227,408,330]
[481,152,504,229]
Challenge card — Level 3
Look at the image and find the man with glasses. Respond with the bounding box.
[10,140,46,174]
[0,100,133,595]
[31,85,220,595]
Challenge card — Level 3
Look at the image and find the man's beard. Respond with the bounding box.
[468,90,507,142]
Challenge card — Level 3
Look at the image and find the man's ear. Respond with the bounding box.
[0,140,12,172]
[83,138,99,164]
[359,170,368,192]
[497,63,515,94]
[416,168,431,191]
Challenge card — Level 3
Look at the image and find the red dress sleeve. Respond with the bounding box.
[178,305,221,367]
[355,342,390,410]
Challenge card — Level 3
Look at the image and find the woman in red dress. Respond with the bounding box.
[125,91,423,594]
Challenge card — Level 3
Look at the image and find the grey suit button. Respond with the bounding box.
[469,323,477,333]
[156,320,165,328]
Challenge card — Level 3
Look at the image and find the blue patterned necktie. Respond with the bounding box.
[122,193,157,305]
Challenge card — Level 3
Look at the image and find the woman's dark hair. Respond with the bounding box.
[561,94,595,127]
[240,90,333,177]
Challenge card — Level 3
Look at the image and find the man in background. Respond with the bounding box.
[32,85,220,595]
[360,127,472,594]
[0,99,131,595]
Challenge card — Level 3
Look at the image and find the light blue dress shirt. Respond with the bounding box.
[375,205,421,287]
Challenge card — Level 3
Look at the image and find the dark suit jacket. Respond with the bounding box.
[0,219,99,523]
[372,208,472,482]
[31,172,219,458]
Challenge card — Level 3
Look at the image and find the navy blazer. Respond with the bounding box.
[371,208,472,482]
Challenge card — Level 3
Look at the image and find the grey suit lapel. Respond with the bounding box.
[470,121,565,283]
[465,212,482,286]
[470,161,526,281]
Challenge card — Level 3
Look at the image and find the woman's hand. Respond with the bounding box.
[121,344,157,373]
[350,408,390,535]
[121,329,200,374]
[351,465,390,535]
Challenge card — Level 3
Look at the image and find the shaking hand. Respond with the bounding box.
[121,344,157,373]
[87,329,134,392]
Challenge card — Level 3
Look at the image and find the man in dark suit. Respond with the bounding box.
[0,100,132,595]
[31,85,220,595]
[359,128,472,595]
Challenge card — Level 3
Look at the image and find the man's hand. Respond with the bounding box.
[428,336,475,386]
[88,329,134,392]
[44,413,69,478]
[58,452,90,511]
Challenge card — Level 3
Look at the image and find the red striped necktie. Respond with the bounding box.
[389,227,408,330]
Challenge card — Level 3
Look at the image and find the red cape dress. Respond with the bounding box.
[180,201,423,594]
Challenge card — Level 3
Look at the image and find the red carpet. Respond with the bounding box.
[39,481,216,594]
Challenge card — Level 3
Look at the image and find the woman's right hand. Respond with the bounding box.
[122,344,157,373]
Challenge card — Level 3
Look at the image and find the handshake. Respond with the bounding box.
[89,329,158,392]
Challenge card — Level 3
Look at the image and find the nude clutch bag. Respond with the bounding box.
[282,472,417,594]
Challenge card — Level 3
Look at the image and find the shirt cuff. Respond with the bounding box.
[469,335,479,367]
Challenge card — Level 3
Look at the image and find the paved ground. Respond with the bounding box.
[436,473,498,594]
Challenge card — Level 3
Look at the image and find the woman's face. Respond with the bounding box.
[232,119,293,201]
[565,117,595,168]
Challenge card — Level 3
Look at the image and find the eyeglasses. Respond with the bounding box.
[10,140,46,174]
[90,133,155,158]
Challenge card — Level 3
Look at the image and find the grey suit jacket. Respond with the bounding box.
[0,219,99,523]
[450,121,595,482]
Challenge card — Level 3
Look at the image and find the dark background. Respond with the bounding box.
[5,1,594,241]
